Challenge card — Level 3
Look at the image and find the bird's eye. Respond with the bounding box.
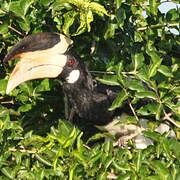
[67,58,76,66]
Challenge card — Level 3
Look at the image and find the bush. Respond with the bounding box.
[0,0,179,179]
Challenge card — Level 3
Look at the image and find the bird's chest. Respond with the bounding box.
[63,85,114,125]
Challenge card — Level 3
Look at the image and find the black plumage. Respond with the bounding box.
[60,54,123,126]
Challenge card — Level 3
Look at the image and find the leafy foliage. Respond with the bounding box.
[0,0,180,179]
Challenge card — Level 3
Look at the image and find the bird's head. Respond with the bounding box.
[3,32,82,94]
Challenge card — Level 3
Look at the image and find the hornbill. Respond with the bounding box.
[4,32,173,148]
[3,32,124,127]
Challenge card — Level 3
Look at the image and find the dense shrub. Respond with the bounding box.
[0,0,179,179]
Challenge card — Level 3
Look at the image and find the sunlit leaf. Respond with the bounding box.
[104,15,118,39]
[97,75,120,86]
[126,79,145,92]
[63,11,77,35]
[146,51,162,78]
[132,53,144,71]
[109,90,129,111]
[158,65,173,78]
[89,2,108,16]
[149,0,159,15]
[135,91,157,100]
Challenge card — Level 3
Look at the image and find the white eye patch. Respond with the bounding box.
[66,70,80,83]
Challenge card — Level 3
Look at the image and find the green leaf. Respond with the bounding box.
[35,154,52,167]
[86,10,93,32]
[136,66,149,82]
[0,79,7,95]
[166,9,180,22]
[63,127,77,148]
[104,15,118,39]
[115,0,122,10]
[103,156,113,169]
[69,163,78,180]
[149,0,159,15]
[89,2,108,16]
[0,23,8,34]
[55,0,82,8]
[18,104,32,112]
[19,82,33,96]
[72,150,87,167]
[137,104,159,116]
[35,79,51,93]
[162,138,171,160]
[9,1,23,17]
[135,150,142,172]
[63,11,77,36]
[97,75,120,86]
[143,131,161,142]
[134,31,143,42]
[132,53,144,71]
[158,81,172,89]
[135,91,157,100]
[0,105,9,117]
[87,132,113,143]
[17,19,30,32]
[158,65,173,78]
[155,103,163,120]
[169,140,180,159]
[126,80,145,92]
[147,51,162,78]
[113,161,132,171]
[19,0,34,16]
[151,161,170,179]
[1,167,15,179]
[57,120,74,137]
[116,7,126,28]
[109,90,129,111]
[88,151,103,165]
[73,10,93,35]
[40,0,52,6]
[76,132,84,153]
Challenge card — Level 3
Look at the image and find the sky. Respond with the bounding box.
[158,1,180,13]
[158,1,180,35]
[142,1,180,35]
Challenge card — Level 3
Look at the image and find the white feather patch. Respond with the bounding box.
[66,70,80,83]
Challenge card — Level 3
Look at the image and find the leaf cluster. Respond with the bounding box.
[0,0,180,179]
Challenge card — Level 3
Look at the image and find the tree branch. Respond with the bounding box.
[9,148,37,154]
[163,112,180,128]
[137,23,179,31]
[0,21,24,36]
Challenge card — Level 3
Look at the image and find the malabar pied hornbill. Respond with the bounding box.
[3,32,124,126]
[3,32,157,147]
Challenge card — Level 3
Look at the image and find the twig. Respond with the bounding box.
[8,25,24,36]
[163,112,180,128]
[137,23,179,31]
[9,148,37,154]
[83,144,91,150]
[128,100,139,121]
[107,172,118,179]
[1,100,14,104]
[113,131,141,147]
[130,2,149,7]
[90,71,115,75]
[122,71,137,75]
[0,21,24,36]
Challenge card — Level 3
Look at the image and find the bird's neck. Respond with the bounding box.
[64,63,94,91]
